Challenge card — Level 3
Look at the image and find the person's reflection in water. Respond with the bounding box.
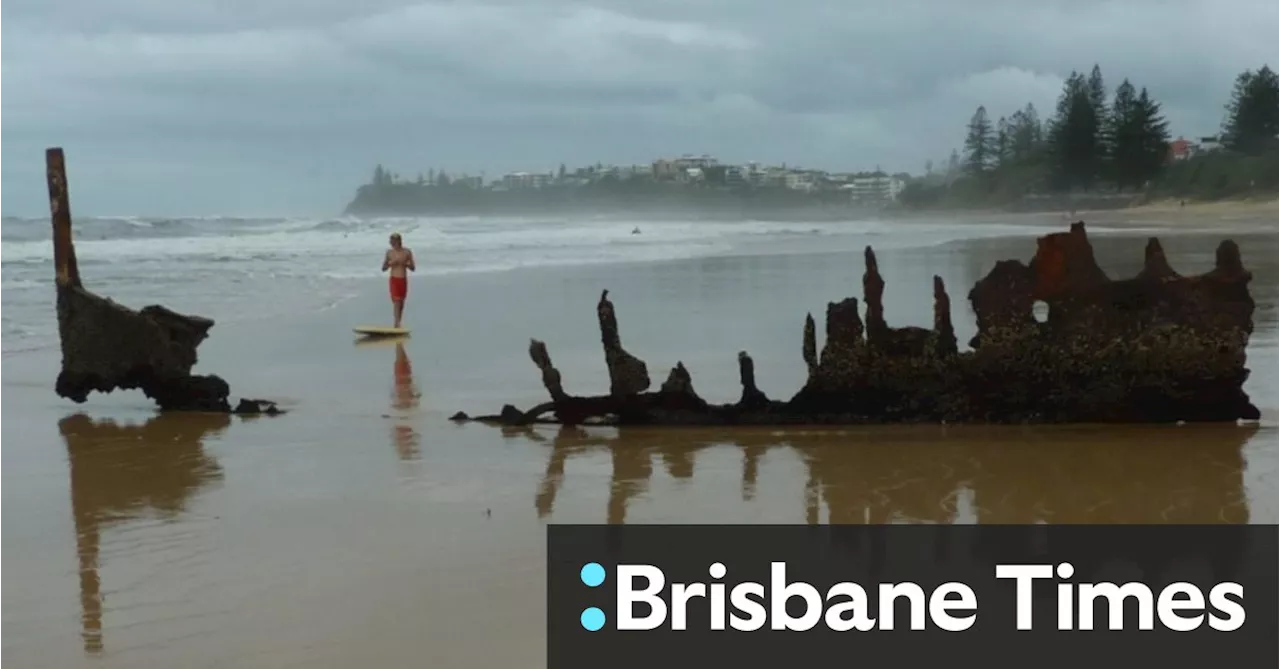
[391,340,422,461]
[60,412,230,656]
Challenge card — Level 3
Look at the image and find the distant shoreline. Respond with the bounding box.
[341,196,1277,222]
[343,199,907,222]
[339,186,1280,222]
[1117,197,1277,215]
[898,196,1278,219]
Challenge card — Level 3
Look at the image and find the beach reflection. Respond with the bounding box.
[59,412,229,656]
[530,423,1258,525]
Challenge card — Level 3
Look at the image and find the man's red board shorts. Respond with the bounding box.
[389,276,408,301]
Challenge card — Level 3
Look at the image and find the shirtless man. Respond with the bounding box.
[381,233,416,328]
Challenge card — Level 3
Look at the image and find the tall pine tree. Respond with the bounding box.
[1131,88,1170,186]
[1024,103,1043,146]
[963,106,996,175]
[1106,80,1141,190]
[1109,82,1170,189]
[1222,66,1279,155]
[1007,103,1044,162]
[1047,72,1098,191]
[995,116,1011,167]
[1086,64,1110,181]
[1107,80,1138,189]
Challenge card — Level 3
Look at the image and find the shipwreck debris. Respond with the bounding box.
[455,221,1260,426]
[48,147,281,415]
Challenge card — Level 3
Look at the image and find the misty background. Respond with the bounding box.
[2,0,1276,217]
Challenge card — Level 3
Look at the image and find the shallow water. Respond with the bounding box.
[2,212,1276,668]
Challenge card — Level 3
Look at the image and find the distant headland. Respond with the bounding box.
[343,157,912,219]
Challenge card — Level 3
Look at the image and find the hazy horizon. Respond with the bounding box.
[2,0,1276,218]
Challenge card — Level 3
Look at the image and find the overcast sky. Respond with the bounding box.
[2,0,1275,217]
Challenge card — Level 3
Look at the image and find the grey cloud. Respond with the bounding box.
[2,0,1275,215]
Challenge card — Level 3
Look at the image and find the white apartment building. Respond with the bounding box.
[672,154,719,170]
[502,172,552,189]
[785,173,815,191]
[613,164,651,179]
[844,174,905,203]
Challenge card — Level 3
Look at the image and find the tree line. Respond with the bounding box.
[349,167,868,216]
[901,64,1278,208]
[370,165,471,188]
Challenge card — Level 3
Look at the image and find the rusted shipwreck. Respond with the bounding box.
[47,148,278,414]
[454,221,1259,426]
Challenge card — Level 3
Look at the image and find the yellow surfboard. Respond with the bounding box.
[353,326,410,338]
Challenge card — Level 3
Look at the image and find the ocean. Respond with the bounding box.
[0,212,1198,355]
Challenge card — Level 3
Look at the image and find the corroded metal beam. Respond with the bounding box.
[47,147,81,288]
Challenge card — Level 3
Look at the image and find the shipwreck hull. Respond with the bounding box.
[454,222,1259,427]
[47,147,278,415]
[54,284,235,411]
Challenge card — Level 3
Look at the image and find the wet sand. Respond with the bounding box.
[2,224,1276,668]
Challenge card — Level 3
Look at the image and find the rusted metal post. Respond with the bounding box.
[47,147,81,288]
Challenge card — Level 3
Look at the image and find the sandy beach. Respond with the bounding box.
[2,212,1277,668]
[903,198,1278,231]
[1122,197,1279,216]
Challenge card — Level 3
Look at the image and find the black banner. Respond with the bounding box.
[548,524,1277,668]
